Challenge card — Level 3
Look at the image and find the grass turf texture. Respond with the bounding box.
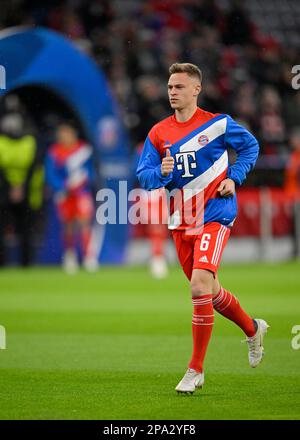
[0,263,299,420]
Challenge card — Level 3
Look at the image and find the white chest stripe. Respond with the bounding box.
[168,151,228,229]
[179,117,227,154]
[66,145,92,171]
[183,150,228,202]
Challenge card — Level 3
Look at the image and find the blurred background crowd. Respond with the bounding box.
[0,0,300,269]
[1,0,300,182]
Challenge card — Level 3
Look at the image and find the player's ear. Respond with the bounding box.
[194,83,201,97]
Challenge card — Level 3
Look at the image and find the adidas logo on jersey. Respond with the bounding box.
[199,255,209,263]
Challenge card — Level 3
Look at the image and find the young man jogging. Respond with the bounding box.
[136,63,269,394]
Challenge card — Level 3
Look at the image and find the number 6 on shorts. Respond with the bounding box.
[199,233,211,251]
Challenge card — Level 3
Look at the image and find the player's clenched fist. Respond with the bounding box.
[217,178,235,197]
[161,148,175,177]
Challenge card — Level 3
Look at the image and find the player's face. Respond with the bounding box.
[168,73,201,110]
[57,125,78,146]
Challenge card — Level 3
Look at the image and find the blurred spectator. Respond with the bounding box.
[0,0,299,187]
[46,123,97,273]
[131,75,170,144]
[284,128,300,199]
[232,82,258,130]
[222,0,255,46]
[0,111,43,266]
[142,187,169,279]
[258,86,286,155]
[133,144,169,279]
[284,128,300,257]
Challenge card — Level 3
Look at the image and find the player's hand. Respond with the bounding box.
[54,191,67,204]
[161,148,175,177]
[9,185,24,203]
[217,178,235,197]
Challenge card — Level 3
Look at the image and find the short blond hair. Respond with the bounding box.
[169,63,202,83]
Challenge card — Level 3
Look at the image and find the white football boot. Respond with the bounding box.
[244,319,270,368]
[62,249,79,274]
[149,256,168,279]
[83,256,99,273]
[175,368,204,394]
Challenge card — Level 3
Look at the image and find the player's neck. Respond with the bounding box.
[62,141,77,149]
[175,105,198,123]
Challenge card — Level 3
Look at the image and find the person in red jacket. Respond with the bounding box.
[285,128,300,200]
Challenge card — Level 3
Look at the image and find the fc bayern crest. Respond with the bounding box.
[198,134,209,146]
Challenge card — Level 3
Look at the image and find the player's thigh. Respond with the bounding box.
[193,222,230,276]
[56,196,75,223]
[76,192,94,221]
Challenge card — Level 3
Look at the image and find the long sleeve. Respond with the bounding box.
[225,116,259,185]
[136,136,173,190]
[45,154,64,193]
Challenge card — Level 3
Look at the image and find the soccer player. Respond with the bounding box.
[46,122,97,273]
[134,144,169,279]
[136,63,269,394]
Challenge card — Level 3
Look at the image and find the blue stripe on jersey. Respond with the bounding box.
[167,136,226,190]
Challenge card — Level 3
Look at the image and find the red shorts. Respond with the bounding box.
[172,222,230,280]
[56,192,94,222]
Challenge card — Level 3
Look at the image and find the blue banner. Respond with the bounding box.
[0,27,131,264]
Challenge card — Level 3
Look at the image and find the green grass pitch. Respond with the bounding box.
[0,262,300,420]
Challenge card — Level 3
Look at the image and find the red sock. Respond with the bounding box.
[150,236,164,257]
[63,231,75,251]
[188,294,214,373]
[213,287,256,337]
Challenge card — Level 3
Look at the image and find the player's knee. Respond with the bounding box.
[190,270,213,297]
[190,281,209,297]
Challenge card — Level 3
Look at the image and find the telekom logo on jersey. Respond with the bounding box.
[175,151,197,178]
